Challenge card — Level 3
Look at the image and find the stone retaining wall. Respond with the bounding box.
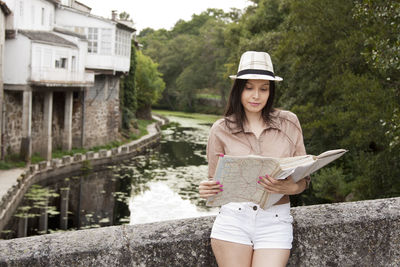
[0,115,168,232]
[0,197,398,266]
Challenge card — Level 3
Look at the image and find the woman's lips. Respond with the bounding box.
[249,102,260,106]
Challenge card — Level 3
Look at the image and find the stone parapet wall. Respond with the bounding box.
[0,115,168,232]
[0,197,398,266]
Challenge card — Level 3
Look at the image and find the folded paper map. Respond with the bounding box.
[206,149,347,209]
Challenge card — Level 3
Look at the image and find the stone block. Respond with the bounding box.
[121,146,128,154]
[99,149,108,158]
[73,153,83,162]
[38,161,47,171]
[128,144,137,152]
[51,159,61,168]
[86,151,94,160]
[29,164,37,174]
[111,148,118,156]
[62,156,71,165]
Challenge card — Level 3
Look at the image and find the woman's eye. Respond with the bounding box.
[245,87,252,90]
[261,88,269,91]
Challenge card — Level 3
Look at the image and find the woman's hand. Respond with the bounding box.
[257,174,305,195]
[199,180,223,199]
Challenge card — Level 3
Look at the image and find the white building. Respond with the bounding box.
[0,1,11,159]
[2,0,135,161]
[55,0,135,149]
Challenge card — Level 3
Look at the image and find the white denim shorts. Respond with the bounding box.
[210,202,293,250]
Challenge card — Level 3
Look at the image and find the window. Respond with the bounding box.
[19,1,23,17]
[49,12,53,27]
[71,56,76,71]
[87,27,98,53]
[41,8,45,26]
[55,58,67,69]
[100,28,112,55]
[115,30,130,57]
[31,6,35,25]
[74,27,85,35]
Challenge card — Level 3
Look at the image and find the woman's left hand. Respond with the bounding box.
[257,174,304,195]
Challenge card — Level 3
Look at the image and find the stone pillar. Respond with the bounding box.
[60,185,70,230]
[41,91,53,161]
[20,90,32,161]
[38,196,48,234]
[17,217,28,238]
[62,91,73,151]
[81,88,86,148]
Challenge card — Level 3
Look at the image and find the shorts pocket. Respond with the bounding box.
[275,214,293,224]
[219,204,245,217]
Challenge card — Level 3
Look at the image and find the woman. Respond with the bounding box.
[199,51,310,267]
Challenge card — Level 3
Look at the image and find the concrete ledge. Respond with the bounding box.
[0,197,398,266]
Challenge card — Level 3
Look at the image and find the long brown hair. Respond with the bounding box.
[224,79,276,132]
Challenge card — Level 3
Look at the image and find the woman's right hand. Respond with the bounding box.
[199,180,223,199]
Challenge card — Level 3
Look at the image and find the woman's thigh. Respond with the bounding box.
[211,238,253,267]
[252,249,290,267]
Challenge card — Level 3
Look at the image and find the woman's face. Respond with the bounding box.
[240,79,270,115]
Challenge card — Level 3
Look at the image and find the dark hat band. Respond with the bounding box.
[237,69,275,77]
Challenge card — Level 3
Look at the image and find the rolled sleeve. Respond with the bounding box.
[206,122,225,180]
[291,115,310,184]
[292,115,306,157]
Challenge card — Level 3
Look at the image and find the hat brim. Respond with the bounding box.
[229,74,283,82]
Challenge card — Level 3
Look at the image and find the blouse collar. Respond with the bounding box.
[225,110,282,134]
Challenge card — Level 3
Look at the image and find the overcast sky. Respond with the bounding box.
[79,0,251,33]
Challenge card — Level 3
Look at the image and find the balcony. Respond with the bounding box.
[30,68,94,87]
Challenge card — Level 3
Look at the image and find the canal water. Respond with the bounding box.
[1,115,220,239]
[127,116,219,224]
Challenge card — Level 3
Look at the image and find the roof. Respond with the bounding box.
[53,27,87,40]
[59,5,136,32]
[73,0,91,11]
[0,1,11,15]
[19,30,78,48]
[45,0,61,5]
[116,21,136,33]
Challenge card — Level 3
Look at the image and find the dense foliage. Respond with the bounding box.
[120,44,165,126]
[120,42,137,130]
[135,51,166,119]
[138,0,399,204]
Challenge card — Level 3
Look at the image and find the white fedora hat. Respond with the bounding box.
[229,51,283,81]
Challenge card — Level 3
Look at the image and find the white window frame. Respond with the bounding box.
[87,27,99,54]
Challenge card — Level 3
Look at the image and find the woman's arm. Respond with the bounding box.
[257,174,309,195]
[199,121,225,199]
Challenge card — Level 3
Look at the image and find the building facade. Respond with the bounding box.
[0,1,11,159]
[3,0,135,161]
[56,2,135,148]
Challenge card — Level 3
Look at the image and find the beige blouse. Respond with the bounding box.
[206,109,307,179]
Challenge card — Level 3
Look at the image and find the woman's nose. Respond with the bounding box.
[253,89,259,98]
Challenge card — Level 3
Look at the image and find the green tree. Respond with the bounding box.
[139,9,236,112]
[120,42,137,131]
[135,51,165,119]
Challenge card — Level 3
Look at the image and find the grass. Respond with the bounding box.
[196,93,221,100]
[153,109,221,124]
[128,119,153,140]
[52,119,153,159]
[0,154,26,170]
[0,119,154,170]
